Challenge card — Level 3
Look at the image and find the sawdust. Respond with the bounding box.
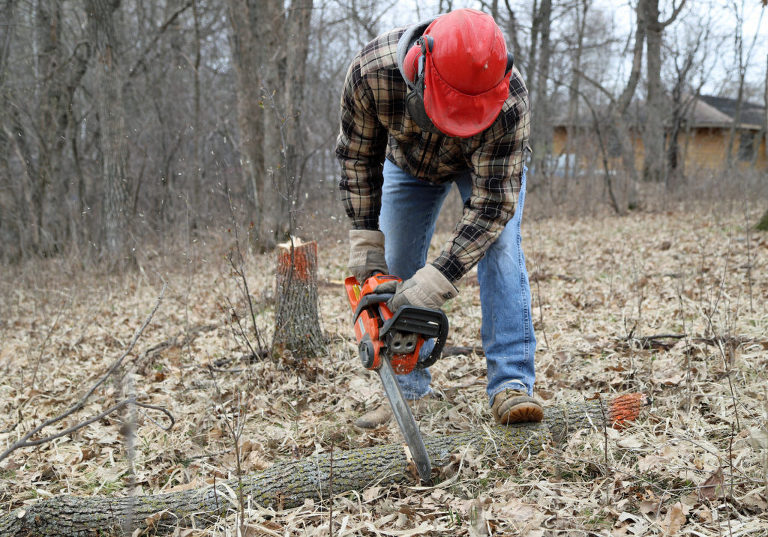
[1,206,767,536]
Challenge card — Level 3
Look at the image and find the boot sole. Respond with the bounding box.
[496,401,544,424]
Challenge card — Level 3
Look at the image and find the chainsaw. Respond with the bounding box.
[345,273,449,483]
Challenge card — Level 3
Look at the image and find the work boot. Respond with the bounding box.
[354,392,443,429]
[492,389,543,425]
[354,404,392,429]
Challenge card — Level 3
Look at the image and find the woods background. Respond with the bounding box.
[2,2,768,535]
[1,0,766,268]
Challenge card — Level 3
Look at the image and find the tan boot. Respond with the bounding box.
[354,392,443,429]
[492,389,543,425]
[354,404,392,429]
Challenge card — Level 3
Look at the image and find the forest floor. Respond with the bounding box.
[1,205,767,536]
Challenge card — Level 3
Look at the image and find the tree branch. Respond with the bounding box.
[660,0,687,28]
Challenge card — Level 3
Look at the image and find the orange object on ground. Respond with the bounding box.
[608,393,647,429]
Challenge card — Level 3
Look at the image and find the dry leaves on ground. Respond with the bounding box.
[1,206,767,536]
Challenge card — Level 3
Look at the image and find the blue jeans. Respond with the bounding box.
[379,159,536,407]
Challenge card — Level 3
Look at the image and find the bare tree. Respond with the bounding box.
[724,0,764,167]
[501,0,522,62]
[226,0,314,251]
[576,0,646,213]
[664,16,716,188]
[532,0,553,175]
[758,0,767,230]
[86,0,133,267]
[640,0,687,183]
[563,0,591,180]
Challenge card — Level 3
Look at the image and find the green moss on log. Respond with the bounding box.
[756,209,768,231]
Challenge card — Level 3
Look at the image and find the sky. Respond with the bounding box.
[593,0,767,96]
[377,0,767,100]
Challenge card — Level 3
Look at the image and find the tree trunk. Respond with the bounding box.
[281,0,313,225]
[226,0,265,236]
[272,240,325,358]
[532,0,553,178]
[226,0,313,251]
[0,0,17,260]
[0,394,645,537]
[86,0,133,268]
[501,0,522,63]
[641,0,686,183]
[564,0,589,181]
[641,0,665,183]
[757,49,767,169]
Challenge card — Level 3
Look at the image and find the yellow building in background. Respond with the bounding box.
[551,95,767,175]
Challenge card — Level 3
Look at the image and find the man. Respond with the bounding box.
[336,8,541,428]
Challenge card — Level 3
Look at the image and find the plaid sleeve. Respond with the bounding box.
[432,94,530,283]
[335,52,388,231]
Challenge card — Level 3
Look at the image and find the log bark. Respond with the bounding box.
[0,394,644,537]
[272,239,325,358]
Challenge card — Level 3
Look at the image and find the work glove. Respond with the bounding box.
[377,264,458,311]
[348,229,388,283]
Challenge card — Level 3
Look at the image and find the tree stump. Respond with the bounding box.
[272,239,325,358]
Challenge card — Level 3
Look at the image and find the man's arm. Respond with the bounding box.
[432,97,530,283]
[335,54,388,231]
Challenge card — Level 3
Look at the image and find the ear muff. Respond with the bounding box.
[405,36,440,134]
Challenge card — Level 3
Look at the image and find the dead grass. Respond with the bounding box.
[1,205,767,536]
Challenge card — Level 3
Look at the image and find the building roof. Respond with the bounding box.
[693,95,765,129]
[553,94,766,131]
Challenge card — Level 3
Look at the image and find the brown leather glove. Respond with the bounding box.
[348,230,388,283]
[379,264,458,311]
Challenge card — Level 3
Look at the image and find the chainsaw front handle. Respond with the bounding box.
[352,291,394,323]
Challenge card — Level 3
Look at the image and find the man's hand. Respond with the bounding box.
[379,264,458,311]
[348,230,388,283]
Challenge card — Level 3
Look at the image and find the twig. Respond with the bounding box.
[205,364,246,532]
[744,205,754,313]
[0,397,174,453]
[30,299,67,388]
[727,424,735,537]
[329,441,335,537]
[0,284,167,464]
[629,333,687,350]
[533,276,551,349]
[122,372,137,537]
[442,345,484,357]
[716,337,741,432]
[598,394,610,506]
[223,294,258,359]
[225,188,267,357]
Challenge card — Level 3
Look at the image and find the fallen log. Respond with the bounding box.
[0,393,644,537]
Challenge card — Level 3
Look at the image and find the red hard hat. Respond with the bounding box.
[405,9,511,138]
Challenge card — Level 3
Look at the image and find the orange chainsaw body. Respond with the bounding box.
[344,274,423,374]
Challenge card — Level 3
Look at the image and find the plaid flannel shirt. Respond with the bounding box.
[336,26,530,283]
